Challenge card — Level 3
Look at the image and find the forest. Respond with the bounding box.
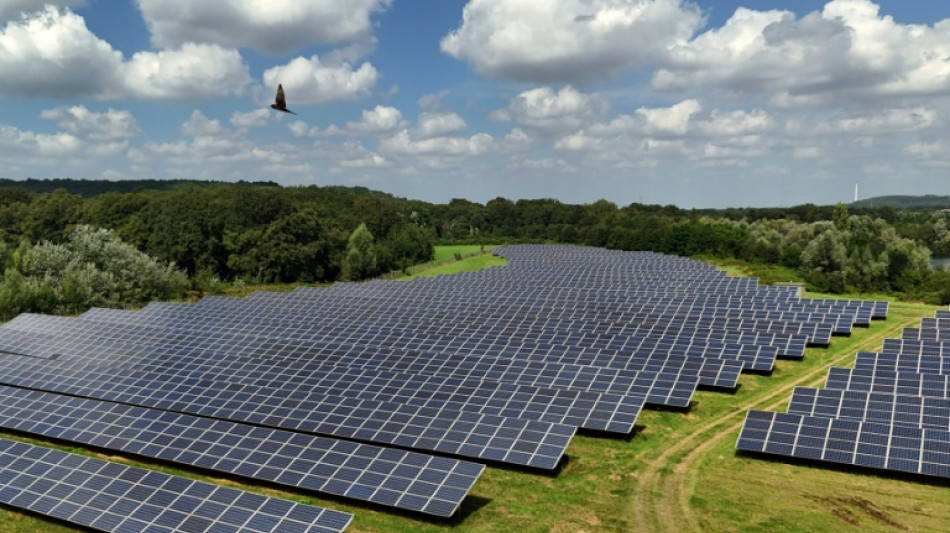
[0,180,948,318]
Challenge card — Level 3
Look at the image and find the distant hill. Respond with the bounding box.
[0,178,280,197]
[851,195,950,210]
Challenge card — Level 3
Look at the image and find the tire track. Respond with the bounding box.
[626,316,912,533]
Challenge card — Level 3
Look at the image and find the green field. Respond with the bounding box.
[432,245,497,263]
[1,255,948,533]
[393,245,506,279]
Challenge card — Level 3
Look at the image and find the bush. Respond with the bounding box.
[2,225,188,316]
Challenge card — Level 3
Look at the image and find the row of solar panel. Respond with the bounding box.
[0,437,353,533]
[737,307,949,480]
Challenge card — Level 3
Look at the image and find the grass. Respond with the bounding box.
[393,245,506,280]
[1,254,948,532]
[432,245,497,263]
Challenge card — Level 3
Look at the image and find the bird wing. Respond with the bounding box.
[275,84,287,108]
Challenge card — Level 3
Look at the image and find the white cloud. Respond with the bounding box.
[441,0,703,83]
[39,106,141,140]
[655,0,950,104]
[504,86,604,133]
[347,105,406,135]
[0,6,123,97]
[0,124,80,158]
[793,146,823,159]
[262,55,378,104]
[230,109,271,129]
[340,152,388,168]
[0,7,251,99]
[136,0,392,54]
[695,109,775,137]
[0,105,142,163]
[181,111,227,137]
[815,107,937,134]
[123,43,251,99]
[0,0,83,21]
[416,112,467,139]
[555,131,606,152]
[906,141,945,159]
[637,99,701,135]
[382,130,493,156]
[130,112,291,171]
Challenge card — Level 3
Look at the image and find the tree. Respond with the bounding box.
[342,223,377,281]
[800,228,848,292]
[833,202,851,232]
[225,209,342,283]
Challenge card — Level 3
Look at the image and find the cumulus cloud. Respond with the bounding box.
[347,105,406,135]
[39,106,141,140]
[0,6,123,97]
[0,7,251,99]
[123,43,251,99]
[0,124,80,158]
[136,0,392,53]
[262,55,378,104]
[0,0,83,21]
[416,112,467,139]
[655,0,950,104]
[230,109,271,129]
[382,130,493,156]
[815,107,937,134]
[637,99,701,135]
[441,0,703,83]
[130,110,290,174]
[906,141,944,159]
[503,86,604,133]
[0,105,146,168]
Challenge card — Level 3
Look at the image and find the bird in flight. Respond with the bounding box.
[270,84,297,115]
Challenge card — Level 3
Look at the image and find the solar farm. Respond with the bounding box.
[0,243,947,532]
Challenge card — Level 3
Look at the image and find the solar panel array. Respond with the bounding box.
[0,437,353,533]
[0,243,887,529]
[738,306,950,480]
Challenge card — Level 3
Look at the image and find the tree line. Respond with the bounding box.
[0,181,948,318]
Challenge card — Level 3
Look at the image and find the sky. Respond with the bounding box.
[1,0,949,208]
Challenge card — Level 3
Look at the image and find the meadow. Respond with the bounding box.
[0,250,947,533]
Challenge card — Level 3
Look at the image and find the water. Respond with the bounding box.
[932,257,950,270]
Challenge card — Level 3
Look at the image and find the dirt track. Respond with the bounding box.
[624,318,910,533]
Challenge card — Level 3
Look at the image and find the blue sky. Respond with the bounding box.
[1,1,949,208]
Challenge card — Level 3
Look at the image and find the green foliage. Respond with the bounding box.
[0,226,188,318]
[226,209,344,283]
[342,223,377,281]
[832,202,851,232]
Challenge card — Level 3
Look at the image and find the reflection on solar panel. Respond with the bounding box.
[0,385,483,517]
[0,437,353,533]
[0,243,891,527]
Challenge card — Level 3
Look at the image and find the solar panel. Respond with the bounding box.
[824,366,950,397]
[0,357,575,470]
[854,350,950,376]
[736,410,950,479]
[0,437,353,533]
[787,386,950,430]
[0,384,483,517]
